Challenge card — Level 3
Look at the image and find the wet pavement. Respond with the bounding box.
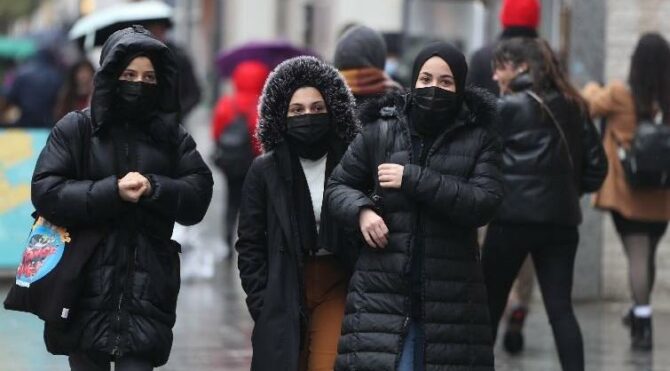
[1,261,669,371]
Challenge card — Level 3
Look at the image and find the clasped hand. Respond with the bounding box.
[118,172,152,203]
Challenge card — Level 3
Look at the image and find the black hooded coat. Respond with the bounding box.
[326,43,502,370]
[235,56,359,371]
[31,26,213,366]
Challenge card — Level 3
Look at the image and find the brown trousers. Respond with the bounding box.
[299,255,348,371]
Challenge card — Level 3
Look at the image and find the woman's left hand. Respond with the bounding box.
[378,163,404,189]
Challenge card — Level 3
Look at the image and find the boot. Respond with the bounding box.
[503,306,528,355]
[631,315,653,351]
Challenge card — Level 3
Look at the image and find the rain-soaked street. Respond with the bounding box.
[2,264,670,370]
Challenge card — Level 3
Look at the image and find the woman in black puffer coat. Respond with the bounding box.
[236,56,359,371]
[31,26,213,370]
[326,42,503,371]
[482,38,606,371]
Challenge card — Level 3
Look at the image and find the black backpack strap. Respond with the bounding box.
[526,91,575,171]
[74,109,93,179]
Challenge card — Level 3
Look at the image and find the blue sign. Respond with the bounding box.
[0,128,50,269]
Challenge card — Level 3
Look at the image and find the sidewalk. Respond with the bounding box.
[1,263,669,370]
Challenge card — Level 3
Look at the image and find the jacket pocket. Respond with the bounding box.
[144,239,181,315]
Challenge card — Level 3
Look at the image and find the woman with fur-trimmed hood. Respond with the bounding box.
[326,42,503,370]
[235,56,358,370]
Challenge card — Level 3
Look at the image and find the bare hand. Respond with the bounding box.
[359,208,389,248]
[378,163,404,189]
[118,172,152,203]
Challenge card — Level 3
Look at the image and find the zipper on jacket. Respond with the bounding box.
[112,121,138,358]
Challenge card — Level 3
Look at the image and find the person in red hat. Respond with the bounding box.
[468,0,540,96]
[468,0,541,356]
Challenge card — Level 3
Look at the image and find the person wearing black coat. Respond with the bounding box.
[31,26,213,370]
[235,56,359,371]
[467,0,541,96]
[482,37,607,371]
[326,41,503,371]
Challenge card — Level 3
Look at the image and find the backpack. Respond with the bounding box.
[212,112,255,180]
[617,119,670,188]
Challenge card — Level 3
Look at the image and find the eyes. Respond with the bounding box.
[120,70,157,84]
[418,74,454,89]
[288,102,327,116]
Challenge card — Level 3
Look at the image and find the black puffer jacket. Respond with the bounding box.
[236,56,359,371]
[326,89,503,371]
[31,27,213,366]
[495,74,607,225]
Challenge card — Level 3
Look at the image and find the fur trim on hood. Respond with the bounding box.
[257,56,359,152]
[359,86,498,129]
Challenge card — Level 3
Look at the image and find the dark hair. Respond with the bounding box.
[54,59,95,121]
[628,33,670,123]
[494,37,586,110]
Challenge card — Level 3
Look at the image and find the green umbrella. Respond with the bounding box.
[0,36,36,60]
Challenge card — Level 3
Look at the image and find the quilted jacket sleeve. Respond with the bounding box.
[400,129,504,227]
[325,129,376,229]
[140,126,214,226]
[31,112,126,227]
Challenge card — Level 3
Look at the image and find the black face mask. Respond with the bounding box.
[410,86,460,136]
[285,113,332,160]
[116,80,159,120]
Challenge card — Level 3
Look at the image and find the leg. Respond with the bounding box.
[69,352,111,371]
[305,256,348,371]
[115,356,153,371]
[482,224,531,340]
[531,227,584,371]
[398,322,416,371]
[502,256,535,354]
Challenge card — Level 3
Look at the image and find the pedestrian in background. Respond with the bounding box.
[32,26,213,370]
[468,1,542,351]
[212,61,269,253]
[5,46,63,127]
[333,25,402,109]
[54,59,95,121]
[468,0,540,96]
[236,56,358,371]
[482,37,607,371]
[326,41,503,371]
[582,32,670,351]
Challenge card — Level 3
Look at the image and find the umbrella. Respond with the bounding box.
[0,37,36,60]
[68,0,173,50]
[216,41,318,78]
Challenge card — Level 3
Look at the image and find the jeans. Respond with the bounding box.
[398,321,424,371]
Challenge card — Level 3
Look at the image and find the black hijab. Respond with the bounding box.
[409,42,469,136]
[410,41,468,100]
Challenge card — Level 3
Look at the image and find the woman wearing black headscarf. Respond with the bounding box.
[326,41,503,371]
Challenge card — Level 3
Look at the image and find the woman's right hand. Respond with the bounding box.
[118,172,150,203]
[359,208,389,248]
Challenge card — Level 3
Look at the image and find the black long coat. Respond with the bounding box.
[326,89,504,371]
[235,56,359,371]
[31,27,213,366]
